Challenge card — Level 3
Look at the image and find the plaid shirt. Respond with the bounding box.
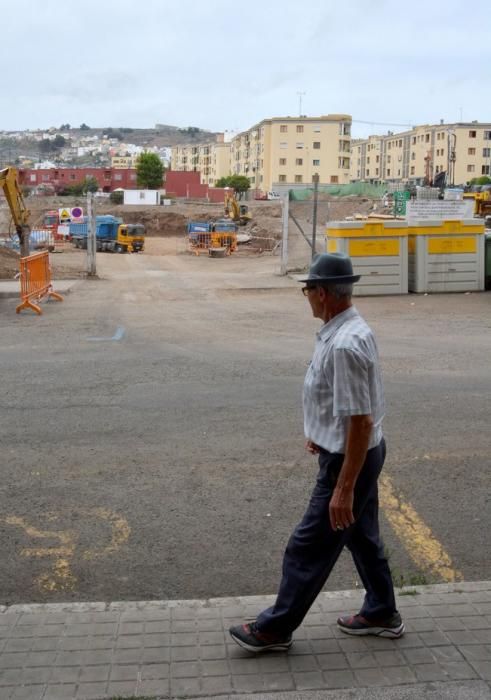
[303,307,384,453]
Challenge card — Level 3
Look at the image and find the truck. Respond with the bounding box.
[70,215,145,253]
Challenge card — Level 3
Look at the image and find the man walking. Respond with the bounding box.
[230,253,404,653]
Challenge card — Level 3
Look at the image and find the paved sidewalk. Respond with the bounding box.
[0,582,490,699]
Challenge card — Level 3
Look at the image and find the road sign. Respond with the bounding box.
[59,208,71,222]
[70,207,84,222]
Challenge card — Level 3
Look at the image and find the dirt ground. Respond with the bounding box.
[0,194,379,279]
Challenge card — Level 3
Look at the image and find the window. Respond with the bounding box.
[280,142,287,149]
[468,148,476,155]
[412,137,416,145]
[279,174,287,182]
[367,157,370,164]
[295,158,303,165]
[482,165,490,175]
[313,159,320,166]
[467,164,475,172]
[330,175,339,183]
[130,173,136,181]
[387,168,391,176]
[313,141,320,149]
[296,125,304,133]
[399,139,402,147]
[313,125,321,132]
[469,130,477,138]
[296,142,304,149]
[376,155,379,163]
[71,174,76,180]
[411,152,415,160]
[139,191,146,200]
[387,155,391,163]
[294,174,303,183]
[375,168,379,176]
[425,134,430,142]
[410,166,415,175]
[280,125,288,133]
[279,158,287,165]
[484,131,491,140]
[30,174,36,182]
[42,174,49,181]
[483,148,491,158]
[114,173,122,181]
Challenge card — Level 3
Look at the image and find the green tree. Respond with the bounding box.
[470,175,491,186]
[53,135,67,149]
[136,152,164,189]
[83,176,99,193]
[215,175,250,195]
[79,123,90,130]
[39,139,54,154]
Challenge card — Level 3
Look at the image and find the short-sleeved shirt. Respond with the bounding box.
[303,306,384,453]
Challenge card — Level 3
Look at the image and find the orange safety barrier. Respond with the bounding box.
[16,251,63,315]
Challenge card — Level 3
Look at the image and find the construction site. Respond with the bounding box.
[0,191,385,280]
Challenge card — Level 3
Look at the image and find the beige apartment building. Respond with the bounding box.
[171,135,231,186]
[351,122,491,186]
[230,114,352,192]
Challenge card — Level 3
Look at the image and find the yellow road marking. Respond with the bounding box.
[82,508,131,560]
[3,509,131,593]
[380,475,462,582]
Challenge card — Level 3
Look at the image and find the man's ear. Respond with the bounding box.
[318,286,328,301]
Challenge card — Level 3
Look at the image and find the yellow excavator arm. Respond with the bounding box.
[0,167,31,256]
[224,191,252,225]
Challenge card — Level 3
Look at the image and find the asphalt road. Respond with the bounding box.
[0,248,490,604]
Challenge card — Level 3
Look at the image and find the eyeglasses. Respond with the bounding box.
[301,286,316,297]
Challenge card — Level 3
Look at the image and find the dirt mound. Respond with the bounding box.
[0,247,20,279]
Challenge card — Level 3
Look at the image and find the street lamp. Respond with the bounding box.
[447,129,456,186]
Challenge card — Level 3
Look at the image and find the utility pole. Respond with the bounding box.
[280,192,289,275]
[86,192,96,277]
[312,173,319,259]
[297,91,306,117]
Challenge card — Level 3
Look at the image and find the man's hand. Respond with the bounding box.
[329,485,355,531]
[305,439,320,454]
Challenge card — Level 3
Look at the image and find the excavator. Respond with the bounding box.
[224,191,252,226]
[0,167,31,257]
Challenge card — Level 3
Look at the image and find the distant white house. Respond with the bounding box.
[123,189,161,205]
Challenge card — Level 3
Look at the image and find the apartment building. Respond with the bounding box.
[351,121,491,186]
[171,135,231,186]
[230,114,352,192]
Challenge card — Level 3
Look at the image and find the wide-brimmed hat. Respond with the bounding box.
[299,253,360,284]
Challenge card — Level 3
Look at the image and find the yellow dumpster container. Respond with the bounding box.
[408,219,485,293]
[326,220,408,295]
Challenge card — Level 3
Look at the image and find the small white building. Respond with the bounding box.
[123,189,161,205]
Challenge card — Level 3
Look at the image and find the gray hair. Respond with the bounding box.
[325,282,353,299]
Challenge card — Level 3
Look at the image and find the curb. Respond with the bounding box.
[3,580,490,616]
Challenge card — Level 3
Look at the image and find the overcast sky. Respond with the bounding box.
[1,0,489,139]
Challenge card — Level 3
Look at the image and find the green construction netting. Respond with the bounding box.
[289,183,387,200]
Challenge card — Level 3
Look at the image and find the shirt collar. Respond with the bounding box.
[316,306,358,343]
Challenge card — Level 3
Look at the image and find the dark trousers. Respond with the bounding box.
[256,439,396,636]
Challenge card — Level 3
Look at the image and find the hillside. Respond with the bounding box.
[0,125,221,167]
